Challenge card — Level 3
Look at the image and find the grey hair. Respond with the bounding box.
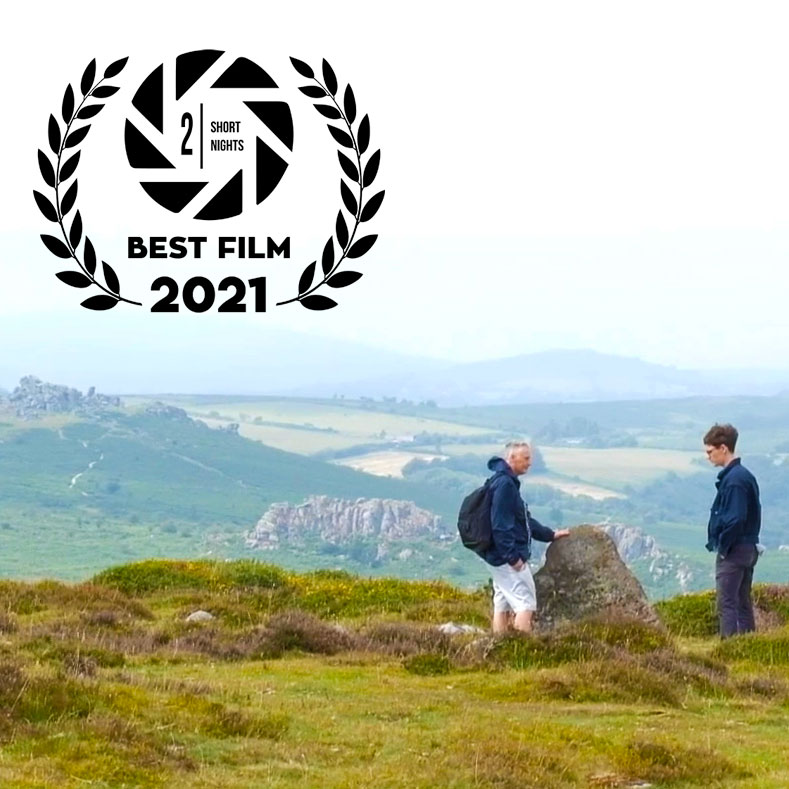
[503,440,530,460]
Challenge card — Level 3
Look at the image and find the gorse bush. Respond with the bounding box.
[289,570,476,618]
[91,558,290,595]
[656,584,789,638]
[402,653,452,676]
[654,590,718,637]
[713,628,789,665]
[89,559,486,620]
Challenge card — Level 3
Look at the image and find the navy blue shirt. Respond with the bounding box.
[706,457,761,557]
[483,456,555,566]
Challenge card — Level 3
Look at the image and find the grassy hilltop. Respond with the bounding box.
[1,559,789,788]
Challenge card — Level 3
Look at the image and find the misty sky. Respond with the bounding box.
[2,0,788,380]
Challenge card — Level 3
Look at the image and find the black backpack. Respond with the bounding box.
[457,473,502,556]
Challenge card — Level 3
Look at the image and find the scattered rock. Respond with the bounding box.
[185,610,215,622]
[436,622,486,635]
[534,525,660,630]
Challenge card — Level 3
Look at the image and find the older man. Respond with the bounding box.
[483,441,570,633]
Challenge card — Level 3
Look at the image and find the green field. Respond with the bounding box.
[305,394,789,453]
[123,396,491,455]
[540,447,703,488]
[1,560,789,787]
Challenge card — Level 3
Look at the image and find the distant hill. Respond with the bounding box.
[0,312,448,395]
[0,402,465,581]
[315,349,789,405]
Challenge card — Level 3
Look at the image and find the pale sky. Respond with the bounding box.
[2,0,788,373]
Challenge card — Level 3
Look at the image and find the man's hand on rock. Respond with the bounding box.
[553,529,571,539]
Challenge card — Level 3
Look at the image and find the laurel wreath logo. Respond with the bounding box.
[277,57,385,310]
[34,56,141,310]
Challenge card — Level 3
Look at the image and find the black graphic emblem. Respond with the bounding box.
[35,53,385,312]
[124,50,293,220]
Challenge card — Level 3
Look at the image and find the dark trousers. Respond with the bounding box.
[715,543,759,638]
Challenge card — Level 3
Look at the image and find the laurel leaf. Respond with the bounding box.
[290,57,314,78]
[104,57,128,79]
[338,151,359,182]
[84,237,97,276]
[321,238,334,275]
[298,261,316,295]
[314,104,342,119]
[358,114,370,154]
[343,85,356,124]
[328,125,353,148]
[48,115,61,154]
[38,150,56,187]
[33,191,58,222]
[60,151,80,182]
[347,234,377,259]
[300,85,326,99]
[327,271,362,288]
[65,126,91,148]
[102,261,120,295]
[69,211,83,248]
[77,104,104,120]
[81,294,118,311]
[62,85,75,123]
[56,271,92,288]
[363,150,381,187]
[92,85,119,98]
[80,59,96,96]
[322,59,338,96]
[335,211,349,249]
[360,190,385,222]
[41,234,72,258]
[300,295,337,311]
[340,180,358,216]
[61,180,78,216]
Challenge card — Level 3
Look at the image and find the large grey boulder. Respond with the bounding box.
[534,525,660,630]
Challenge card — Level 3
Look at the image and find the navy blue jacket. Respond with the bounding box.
[706,457,761,557]
[483,456,555,566]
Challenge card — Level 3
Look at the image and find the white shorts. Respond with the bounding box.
[489,561,537,613]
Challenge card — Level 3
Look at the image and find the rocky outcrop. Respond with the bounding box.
[534,526,660,630]
[598,521,695,592]
[143,402,190,421]
[9,376,121,419]
[246,496,448,550]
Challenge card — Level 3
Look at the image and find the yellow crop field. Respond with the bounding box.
[540,447,703,487]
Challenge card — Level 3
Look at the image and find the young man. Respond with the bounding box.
[704,423,762,638]
[483,441,570,633]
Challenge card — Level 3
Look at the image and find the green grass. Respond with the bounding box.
[0,560,788,786]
